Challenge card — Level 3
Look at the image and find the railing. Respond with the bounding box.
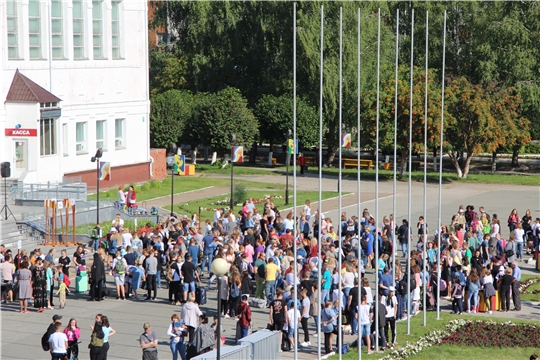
[11,178,87,201]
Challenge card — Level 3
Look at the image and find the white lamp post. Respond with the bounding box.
[211,258,229,359]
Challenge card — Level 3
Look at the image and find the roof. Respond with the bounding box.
[5,69,62,103]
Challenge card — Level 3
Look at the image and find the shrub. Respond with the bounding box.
[141,182,151,191]
[521,142,540,154]
[150,180,162,189]
[233,184,247,205]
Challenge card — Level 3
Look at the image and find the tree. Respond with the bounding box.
[149,47,188,96]
[444,77,530,178]
[190,87,258,156]
[149,90,193,148]
[254,94,318,149]
[361,66,443,176]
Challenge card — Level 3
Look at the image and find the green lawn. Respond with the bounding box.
[520,274,540,303]
[335,312,540,360]
[305,167,540,186]
[72,218,158,235]
[163,189,338,220]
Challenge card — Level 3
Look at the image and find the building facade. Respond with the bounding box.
[1,0,151,185]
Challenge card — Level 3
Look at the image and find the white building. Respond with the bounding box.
[0,0,150,185]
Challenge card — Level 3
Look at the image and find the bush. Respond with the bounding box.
[150,180,162,189]
[521,142,540,154]
[233,184,247,205]
[141,182,151,192]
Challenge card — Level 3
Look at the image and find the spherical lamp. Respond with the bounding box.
[211,258,228,277]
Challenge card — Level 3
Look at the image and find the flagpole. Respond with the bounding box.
[357,8,362,360]
[437,10,447,321]
[338,7,343,359]
[407,8,414,336]
[374,6,381,351]
[423,10,429,328]
[318,5,324,358]
[392,9,399,289]
[292,3,298,359]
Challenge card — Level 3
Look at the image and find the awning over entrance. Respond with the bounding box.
[5,69,61,103]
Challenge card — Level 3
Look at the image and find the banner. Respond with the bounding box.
[232,146,243,163]
[287,139,298,155]
[174,154,185,174]
[99,161,111,181]
[341,133,351,148]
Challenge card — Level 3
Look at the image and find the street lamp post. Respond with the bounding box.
[229,134,236,210]
[285,129,292,205]
[90,148,103,224]
[169,143,178,216]
[211,258,229,360]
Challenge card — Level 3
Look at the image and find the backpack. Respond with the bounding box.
[396,278,407,295]
[361,237,368,251]
[160,252,168,267]
[231,282,240,298]
[166,263,174,282]
[234,253,243,271]
[115,259,126,275]
[91,227,100,239]
[409,275,417,290]
[41,330,51,351]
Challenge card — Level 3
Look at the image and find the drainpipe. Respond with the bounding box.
[149,156,154,178]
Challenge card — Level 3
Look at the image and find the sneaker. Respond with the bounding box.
[367,350,375,354]
[488,310,493,314]
[472,310,476,313]
[225,314,230,319]
[299,342,309,347]
[466,310,470,313]
[121,296,125,300]
[328,351,335,356]
[116,296,120,300]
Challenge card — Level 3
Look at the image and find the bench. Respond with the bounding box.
[342,158,374,169]
[305,156,317,167]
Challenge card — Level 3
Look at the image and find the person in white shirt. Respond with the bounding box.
[246,198,256,213]
[122,228,132,249]
[285,301,301,349]
[214,208,223,225]
[49,322,68,359]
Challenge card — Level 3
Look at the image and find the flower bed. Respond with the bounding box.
[519,277,540,294]
[439,321,540,348]
[380,319,540,360]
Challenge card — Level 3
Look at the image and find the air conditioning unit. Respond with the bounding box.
[76,143,85,152]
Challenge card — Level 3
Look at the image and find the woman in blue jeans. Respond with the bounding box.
[466,268,481,312]
[167,314,187,360]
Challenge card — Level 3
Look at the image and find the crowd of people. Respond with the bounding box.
[1,198,538,359]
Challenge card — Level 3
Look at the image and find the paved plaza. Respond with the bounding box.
[1,172,539,359]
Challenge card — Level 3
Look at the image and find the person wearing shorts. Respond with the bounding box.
[181,254,200,302]
[111,251,127,300]
[269,288,288,350]
[358,295,374,354]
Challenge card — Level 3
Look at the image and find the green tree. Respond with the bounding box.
[149,90,193,148]
[254,94,318,149]
[190,87,258,156]
[361,66,443,176]
[149,47,188,96]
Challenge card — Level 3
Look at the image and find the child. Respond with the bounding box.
[56,277,71,309]
[451,276,463,315]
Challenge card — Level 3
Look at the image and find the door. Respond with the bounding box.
[14,140,27,171]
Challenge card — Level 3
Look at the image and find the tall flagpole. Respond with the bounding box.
[318,5,324,358]
[374,7,381,351]
[422,10,429,328]
[338,7,343,359]
[292,3,299,358]
[437,10,447,321]
[407,8,414,336]
[357,9,362,360]
[392,9,399,288]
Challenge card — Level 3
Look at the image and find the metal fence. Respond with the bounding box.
[191,344,251,360]
[238,330,281,360]
[11,176,88,201]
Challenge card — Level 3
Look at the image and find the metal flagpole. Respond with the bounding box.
[374,7,381,351]
[392,9,399,289]
[293,3,298,358]
[437,10,447,321]
[407,8,414,336]
[357,9,362,360]
[338,7,343,358]
[423,10,429,328]
[318,5,324,358]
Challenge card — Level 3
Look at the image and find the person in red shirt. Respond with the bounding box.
[236,295,252,340]
[280,229,295,250]
[298,153,307,176]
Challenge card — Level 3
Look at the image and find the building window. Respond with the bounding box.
[115,119,125,149]
[51,0,63,59]
[62,123,68,156]
[96,120,106,150]
[111,1,121,59]
[7,0,18,59]
[72,0,84,59]
[29,0,42,59]
[76,122,87,154]
[40,119,57,156]
[92,0,104,59]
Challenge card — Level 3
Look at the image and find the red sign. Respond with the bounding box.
[5,128,37,137]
